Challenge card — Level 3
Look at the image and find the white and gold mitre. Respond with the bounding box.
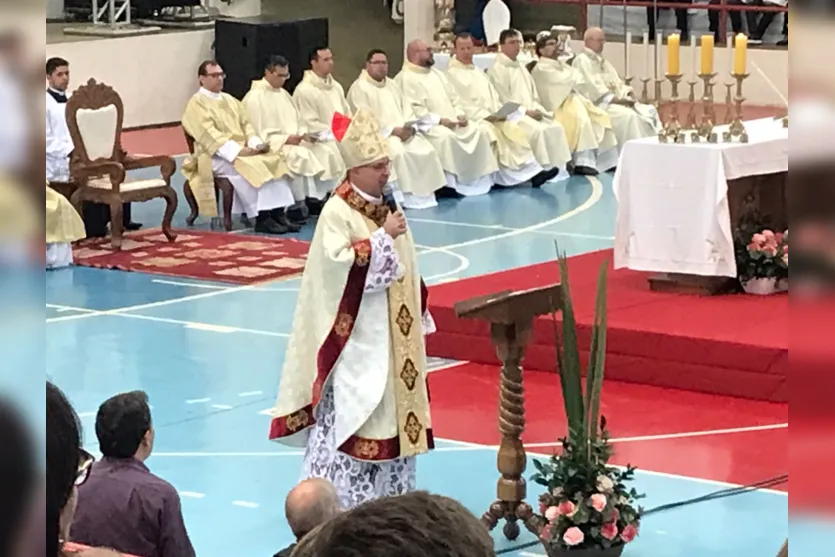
[331,108,390,169]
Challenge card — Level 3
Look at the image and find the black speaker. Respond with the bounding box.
[214,16,329,100]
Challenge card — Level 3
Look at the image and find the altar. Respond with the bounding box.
[613,117,788,289]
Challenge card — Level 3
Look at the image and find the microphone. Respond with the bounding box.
[381,184,399,213]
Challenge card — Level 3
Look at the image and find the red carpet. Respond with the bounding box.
[73,228,309,285]
[426,249,787,402]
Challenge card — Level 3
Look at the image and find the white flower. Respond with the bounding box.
[596,475,615,493]
[551,486,564,497]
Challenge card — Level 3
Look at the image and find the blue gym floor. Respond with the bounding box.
[45,163,798,556]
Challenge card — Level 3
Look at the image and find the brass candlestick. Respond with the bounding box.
[685,79,699,130]
[722,73,749,143]
[658,74,684,143]
[640,78,651,104]
[723,82,734,125]
[653,78,664,110]
[692,72,718,143]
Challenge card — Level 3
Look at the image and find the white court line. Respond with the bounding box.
[151,279,299,292]
[186,398,211,404]
[232,500,260,508]
[179,491,206,498]
[238,391,263,397]
[211,404,233,410]
[409,217,613,241]
[427,360,469,373]
[46,178,600,323]
[521,423,788,448]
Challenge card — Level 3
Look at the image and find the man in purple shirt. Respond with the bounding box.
[70,391,196,557]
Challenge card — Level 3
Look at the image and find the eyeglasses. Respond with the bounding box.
[76,449,95,486]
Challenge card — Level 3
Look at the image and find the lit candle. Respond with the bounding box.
[700,34,714,75]
[625,31,632,77]
[643,31,650,77]
[667,33,680,75]
[733,33,747,75]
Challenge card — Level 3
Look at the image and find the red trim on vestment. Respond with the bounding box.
[338,427,435,461]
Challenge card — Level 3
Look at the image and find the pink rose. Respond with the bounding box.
[545,506,561,522]
[610,507,620,523]
[621,523,639,543]
[762,230,775,240]
[557,500,577,517]
[590,493,607,512]
[775,232,785,244]
[600,522,619,540]
[751,233,766,246]
[540,525,553,541]
[563,526,584,546]
[783,244,789,254]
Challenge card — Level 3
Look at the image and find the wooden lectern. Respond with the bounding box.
[454,284,563,540]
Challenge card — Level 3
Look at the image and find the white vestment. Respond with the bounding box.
[530,57,619,172]
[571,49,661,147]
[46,89,73,182]
[347,70,446,208]
[242,79,344,202]
[486,53,572,174]
[194,88,295,217]
[395,62,499,196]
[444,57,543,186]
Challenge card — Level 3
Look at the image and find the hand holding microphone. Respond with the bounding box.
[382,184,407,239]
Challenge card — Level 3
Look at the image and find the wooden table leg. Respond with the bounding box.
[481,321,543,540]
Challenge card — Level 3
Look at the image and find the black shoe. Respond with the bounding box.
[435,186,463,199]
[254,214,290,234]
[573,166,599,176]
[305,197,324,216]
[124,221,142,231]
[273,212,301,233]
[286,207,308,224]
[531,167,560,188]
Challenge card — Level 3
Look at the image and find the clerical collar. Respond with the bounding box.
[47,88,67,103]
[198,87,222,99]
[303,70,334,89]
[334,180,389,226]
[361,69,387,88]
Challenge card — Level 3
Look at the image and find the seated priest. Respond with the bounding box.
[486,29,571,184]
[290,46,350,210]
[571,27,661,147]
[181,60,298,234]
[46,183,86,269]
[445,33,545,187]
[395,40,499,197]
[242,55,346,221]
[529,32,619,174]
[346,48,446,209]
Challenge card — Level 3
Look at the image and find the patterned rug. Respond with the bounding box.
[73,229,309,285]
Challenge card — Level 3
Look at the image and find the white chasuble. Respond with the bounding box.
[530,57,617,155]
[571,49,661,146]
[445,57,541,183]
[268,181,434,508]
[394,62,498,186]
[486,53,572,170]
[346,71,446,201]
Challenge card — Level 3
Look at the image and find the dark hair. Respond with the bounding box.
[308,46,329,65]
[366,48,387,62]
[197,59,219,76]
[0,398,36,557]
[46,57,69,75]
[46,381,82,557]
[453,32,474,45]
[499,28,520,45]
[266,54,289,71]
[292,491,495,556]
[95,390,152,459]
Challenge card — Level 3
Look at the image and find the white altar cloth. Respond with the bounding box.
[613,118,788,278]
[432,52,533,72]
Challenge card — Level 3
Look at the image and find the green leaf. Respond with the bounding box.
[587,261,608,444]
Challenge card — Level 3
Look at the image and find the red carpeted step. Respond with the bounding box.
[426,249,787,402]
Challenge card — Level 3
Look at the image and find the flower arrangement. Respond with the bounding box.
[531,250,644,556]
[735,228,789,284]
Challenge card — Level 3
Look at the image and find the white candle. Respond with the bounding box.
[726,32,733,75]
[643,32,650,78]
[655,32,662,79]
[690,35,697,78]
[625,31,632,76]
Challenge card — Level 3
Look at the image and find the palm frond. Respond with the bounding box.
[586,261,608,443]
[555,243,586,450]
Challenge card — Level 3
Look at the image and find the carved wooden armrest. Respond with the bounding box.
[122,154,176,181]
[74,161,126,189]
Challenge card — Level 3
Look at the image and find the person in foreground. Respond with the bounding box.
[274,478,341,557]
[290,491,496,557]
[268,108,436,510]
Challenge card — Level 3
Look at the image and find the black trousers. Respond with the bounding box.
[708,0,745,40]
[83,202,133,238]
[647,0,692,41]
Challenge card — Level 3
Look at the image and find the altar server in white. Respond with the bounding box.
[45,57,73,182]
[486,29,571,182]
[242,55,345,218]
[268,108,435,509]
[529,32,619,174]
[347,48,446,209]
[445,33,544,186]
[571,27,661,146]
[395,39,499,197]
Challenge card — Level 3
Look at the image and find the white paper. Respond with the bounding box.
[491,101,522,120]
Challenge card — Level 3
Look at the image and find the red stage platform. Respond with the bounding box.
[426,250,787,402]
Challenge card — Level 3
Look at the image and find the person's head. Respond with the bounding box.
[309,46,333,78]
[365,49,388,82]
[452,33,476,65]
[584,27,606,54]
[535,33,559,59]
[46,381,86,557]
[95,390,154,461]
[46,57,69,92]
[406,39,434,68]
[285,478,341,540]
[347,157,391,195]
[264,55,290,89]
[198,60,224,93]
[291,491,495,557]
[499,28,522,60]
[0,398,36,557]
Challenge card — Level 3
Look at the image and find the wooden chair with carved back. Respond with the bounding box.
[65,78,178,251]
[181,130,236,231]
